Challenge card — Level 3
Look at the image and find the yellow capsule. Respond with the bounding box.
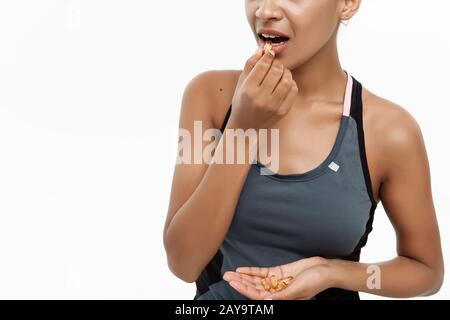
[264,41,273,55]
[275,281,287,292]
[281,276,294,285]
[261,278,271,291]
[270,275,278,289]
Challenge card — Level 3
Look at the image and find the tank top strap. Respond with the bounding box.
[343,71,353,117]
[348,75,377,207]
[220,104,232,133]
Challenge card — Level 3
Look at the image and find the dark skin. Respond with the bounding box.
[164,0,444,298]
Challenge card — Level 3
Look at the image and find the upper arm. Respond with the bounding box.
[163,71,221,241]
[378,104,444,275]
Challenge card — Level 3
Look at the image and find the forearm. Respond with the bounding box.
[165,123,258,282]
[328,256,443,298]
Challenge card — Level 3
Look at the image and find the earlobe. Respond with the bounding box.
[340,0,361,21]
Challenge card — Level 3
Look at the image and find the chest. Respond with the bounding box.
[227,163,373,259]
[255,107,382,203]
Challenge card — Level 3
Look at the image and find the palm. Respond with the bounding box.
[223,257,322,300]
[225,266,287,300]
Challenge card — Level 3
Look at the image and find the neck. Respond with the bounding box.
[290,32,348,105]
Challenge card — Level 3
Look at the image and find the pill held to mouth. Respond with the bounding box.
[264,41,274,55]
[261,39,288,56]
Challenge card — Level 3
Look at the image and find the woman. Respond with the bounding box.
[163,0,444,300]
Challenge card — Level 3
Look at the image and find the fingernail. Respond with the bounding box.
[264,298,273,300]
[269,49,275,57]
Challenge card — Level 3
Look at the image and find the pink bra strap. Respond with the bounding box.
[343,71,353,117]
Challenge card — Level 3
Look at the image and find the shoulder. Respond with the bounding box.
[181,69,241,129]
[361,87,426,182]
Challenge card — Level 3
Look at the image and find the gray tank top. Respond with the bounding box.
[194,73,379,300]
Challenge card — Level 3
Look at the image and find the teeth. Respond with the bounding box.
[262,33,279,39]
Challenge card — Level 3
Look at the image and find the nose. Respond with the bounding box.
[255,0,283,21]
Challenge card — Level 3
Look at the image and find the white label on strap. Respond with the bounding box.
[328,161,340,172]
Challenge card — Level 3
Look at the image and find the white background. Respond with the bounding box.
[0,0,448,299]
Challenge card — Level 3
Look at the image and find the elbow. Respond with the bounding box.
[163,233,200,283]
[428,268,444,296]
[167,257,199,284]
[422,264,445,297]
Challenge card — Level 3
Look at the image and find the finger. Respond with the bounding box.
[246,49,275,86]
[277,83,298,114]
[272,66,293,95]
[268,266,284,280]
[289,256,324,275]
[225,271,260,284]
[260,60,285,94]
[224,272,262,289]
[270,68,293,106]
[235,266,269,278]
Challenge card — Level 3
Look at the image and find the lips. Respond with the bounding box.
[258,28,290,42]
[264,41,288,56]
[257,28,290,55]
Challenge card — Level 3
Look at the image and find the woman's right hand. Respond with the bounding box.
[228,47,298,131]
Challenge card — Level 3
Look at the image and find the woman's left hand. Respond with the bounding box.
[222,256,334,300]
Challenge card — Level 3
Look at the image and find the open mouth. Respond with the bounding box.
[258,33,290,45]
